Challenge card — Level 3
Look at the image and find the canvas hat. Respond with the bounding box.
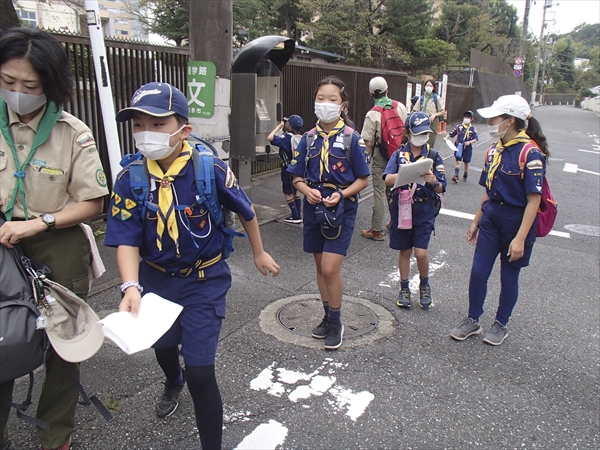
[369,77,388,95]
[116,82,189,122]
[42,277,104,363]
[406,111,432,135]
[477,95,531,121]
[285,115,303,130]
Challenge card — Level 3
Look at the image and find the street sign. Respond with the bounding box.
[187,61,216,119]
[513,69,522,77]
[513,64,523,70]
[515,56,524,65]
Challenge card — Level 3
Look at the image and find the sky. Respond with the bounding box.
[507,0,600,35]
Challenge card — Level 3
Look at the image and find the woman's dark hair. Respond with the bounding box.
[314,75,352,126]
[0,27,73,107]
[502,113,550,159]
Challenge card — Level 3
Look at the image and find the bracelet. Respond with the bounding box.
[120,281,143,293]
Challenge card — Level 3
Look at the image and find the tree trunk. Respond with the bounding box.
[0,0,21,33]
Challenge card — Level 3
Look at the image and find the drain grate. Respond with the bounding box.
[276,297,378,338]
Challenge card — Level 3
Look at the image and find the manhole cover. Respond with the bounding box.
[277,297,378,338]
[259,294,396,349]
[564,224,600,237]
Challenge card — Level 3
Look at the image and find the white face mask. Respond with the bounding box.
[133,125,185,160]
[425,86,434,95]
[409,134,429,147]
[314,101,341,124]
[488,118,510,140]
[463,118,472,124]
[0,87,47,115]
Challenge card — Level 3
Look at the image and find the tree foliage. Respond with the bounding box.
[133,0,188,46]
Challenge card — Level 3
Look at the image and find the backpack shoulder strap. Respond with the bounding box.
[433,93,439,110]
[428,147,439,162]
[128,158,150,220]
[371,105,384,113]
[192,146,224,227]
[518,140,540,179]
[343,125,354,164]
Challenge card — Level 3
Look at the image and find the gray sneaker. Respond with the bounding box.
[419,285,433,309]
[156,371,186,418]
[450,317,483,341]
[397,288,411,308]
[324,321,344,350]
[312,315,330,339]
[483,320,509,346]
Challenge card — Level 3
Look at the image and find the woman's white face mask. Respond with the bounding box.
[409,133,429,147]
[488,118,510,140]
[0,87,47,115]
[425,86,434,95]
[314,101,342,124]
[133,125,185,160]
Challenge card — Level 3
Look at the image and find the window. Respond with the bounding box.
[118,30,128,35]
[116,19,129,25]
[17,10,37,27]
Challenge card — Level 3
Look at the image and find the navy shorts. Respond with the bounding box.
[281,167,296,196]
[388,199,436,251]
[140,259,232,366]
[302,199,357,256]
[455,145,473,163]
[476,200,536,268]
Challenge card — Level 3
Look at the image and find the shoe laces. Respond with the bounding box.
[461,317,477,329]
[420,285,431,297]
[400,289,410,300]
[489,320,506,334]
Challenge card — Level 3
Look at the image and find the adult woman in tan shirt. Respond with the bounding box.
[413,79,445,148]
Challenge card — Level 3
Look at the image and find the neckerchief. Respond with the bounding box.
[316,119,345,179]
[423,93,434,113]
[462,124,470,140]
[146,141,192,255]
[374,96,393,109]
[0,99,62,220]
[486,130,530,189]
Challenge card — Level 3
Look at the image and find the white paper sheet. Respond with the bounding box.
[392,158,433,190]
[100,293,183,355]
[444,138,459,152]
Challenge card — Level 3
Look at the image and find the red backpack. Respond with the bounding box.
[371,100,404,160]
[518,141,557,237]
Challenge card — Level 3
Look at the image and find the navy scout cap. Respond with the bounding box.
[406,111,432,135]
[116,82,189,122]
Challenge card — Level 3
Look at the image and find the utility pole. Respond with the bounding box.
[519,0,531,59]
[530,0,551,106]
[188,1,233,157]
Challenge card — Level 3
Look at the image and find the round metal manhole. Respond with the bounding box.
[564,224,600,237]
[259,294,396,349]
[276,297,378,338]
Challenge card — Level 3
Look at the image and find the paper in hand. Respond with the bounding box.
[444,138,459,152]
[392,158,433,190]
[100,293,183,355]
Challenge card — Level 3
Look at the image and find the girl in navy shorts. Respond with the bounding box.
[450,95,549,346]
[384,112,446,310]
[288,76,370,350]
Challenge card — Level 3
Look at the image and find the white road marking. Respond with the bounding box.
[563,163,578,173]
[578,149,600,154]
[328,387,375,422]
[578,168,600,176]
[380,250,447,290]
[439,208,570,239]
[235,420,288,450]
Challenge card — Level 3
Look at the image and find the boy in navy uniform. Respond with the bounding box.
[448,110,479,183]
[267,114,304,223]
[104,82,279,449]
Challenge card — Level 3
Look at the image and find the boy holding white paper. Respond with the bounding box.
[104,83,279,449]
[383,112,446,310]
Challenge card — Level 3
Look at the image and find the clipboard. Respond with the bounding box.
[392,158,433,190]
[444,138,459,152]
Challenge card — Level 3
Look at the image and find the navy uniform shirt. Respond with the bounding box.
[480,141,545,208]
[272,133,295,164]
[448,123,478,148]
[105,143,254,266]
[287,128,370,186]
[383,143,447,200]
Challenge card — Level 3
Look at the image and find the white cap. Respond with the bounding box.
[477,95,531,121]
[369,77,388,95]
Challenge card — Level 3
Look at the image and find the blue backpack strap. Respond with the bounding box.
[343,125,353,164]
[127,157,150,220]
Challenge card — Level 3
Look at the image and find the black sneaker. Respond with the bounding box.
[311,315,330,339]
[462,175,468,182]
[283,216,302,224]
[156,370,185,418]
[397,288,411,308]
[324,321,344,350]
[419,285,433,309]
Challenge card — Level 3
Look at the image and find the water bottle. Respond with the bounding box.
[397,189,413,229]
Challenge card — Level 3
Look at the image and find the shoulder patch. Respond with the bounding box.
[526,160,544,170]
[76,131,96,148]
[125,198,137,210]
[225,166,237,188]
[114,193,122,205]
[435,164,445,172]
[120,209,132,221]
[111,205,120,217]
[96,169,107,187]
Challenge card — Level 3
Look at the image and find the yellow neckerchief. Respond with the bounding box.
[146,141,192,254]
[316,119,345,179]
[486,130,530,189]
[462,123,470,140]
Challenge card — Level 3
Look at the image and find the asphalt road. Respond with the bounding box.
[6,106,599,449]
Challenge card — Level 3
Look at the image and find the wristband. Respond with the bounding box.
[120,281,143,294]
[431,181,440,190]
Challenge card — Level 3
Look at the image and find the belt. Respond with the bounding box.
[306,182,356,203]
[145,253,222,279]
[414,197,432,203]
